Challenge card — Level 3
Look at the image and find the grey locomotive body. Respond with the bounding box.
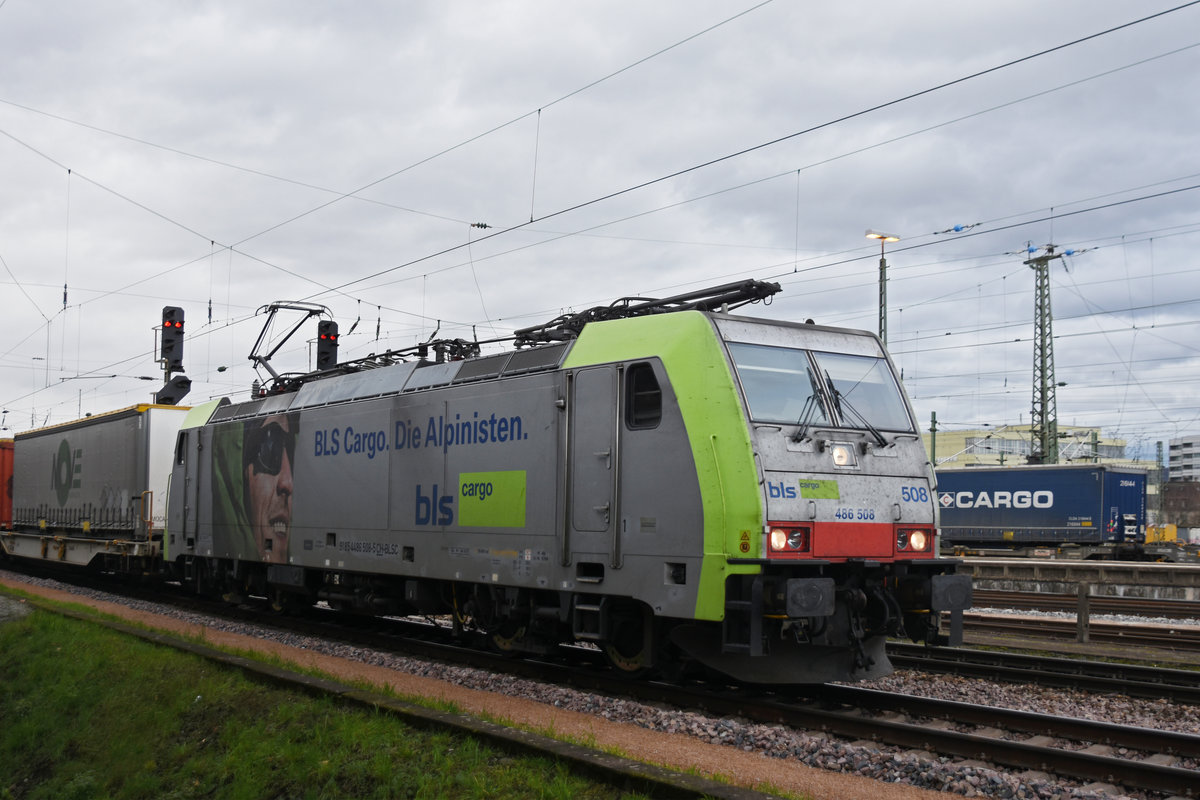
[165,286,969,683]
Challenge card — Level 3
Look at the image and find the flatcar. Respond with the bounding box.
[2,280,971,683]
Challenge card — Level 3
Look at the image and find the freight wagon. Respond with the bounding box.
[937,465,1150,559]
[2,405,189,569]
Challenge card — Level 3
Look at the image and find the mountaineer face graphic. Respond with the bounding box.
[243,414,297,560]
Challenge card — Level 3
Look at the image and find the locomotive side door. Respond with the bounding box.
[569,366,620,567]
[167,426,205,556]
[189,426,212,556]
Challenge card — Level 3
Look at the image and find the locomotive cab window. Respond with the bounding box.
[727,342,828,426]
[811,351,913,432]
[728,342,913,433]
[625,362,662,429]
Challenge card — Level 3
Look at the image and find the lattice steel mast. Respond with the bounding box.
[1024,245,1066,464]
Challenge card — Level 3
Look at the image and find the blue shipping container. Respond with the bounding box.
[936,465,1146,546]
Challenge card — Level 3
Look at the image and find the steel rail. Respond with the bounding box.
[974,589,1200,619]
[888,642,1200,704]
[964,613,1200,649]
[807,684,1200,757]
[598,681,1200,797]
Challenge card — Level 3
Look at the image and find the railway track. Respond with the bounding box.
[7,567,1199,798]
[974,588,1200,620]
[779,684,1200,797]
[963,611,1200,651]
[888,642,1200,704]
[150,597,1200,796]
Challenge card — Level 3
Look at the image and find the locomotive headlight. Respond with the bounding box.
[829,442,856,467]
[897,528,931,552]
[910,530,928,551]
[769,525,810,554]
[770,527,789,550]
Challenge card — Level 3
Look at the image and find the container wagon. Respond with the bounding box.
[2,405,189,570]
[937,464,1149,559]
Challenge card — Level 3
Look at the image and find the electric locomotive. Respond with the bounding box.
[162,280,969,683]
[2,280,971,683]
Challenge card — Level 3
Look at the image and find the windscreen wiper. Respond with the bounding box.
[825,370,888,447]
[791,395,818,443]
[791,369,828,442]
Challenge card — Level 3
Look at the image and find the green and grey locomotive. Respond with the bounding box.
[3,281,970,683]
[163,281,969,683]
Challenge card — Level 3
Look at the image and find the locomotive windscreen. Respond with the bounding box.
[727,342,828,425]
[812,351,913,432]
[728,342,912,432]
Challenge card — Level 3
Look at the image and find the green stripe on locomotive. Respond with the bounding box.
[563,311,761,621]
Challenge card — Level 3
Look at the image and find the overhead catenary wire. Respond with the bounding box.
[0,1,785,358]
[3,7,1194,326]
[2,3,1200,438]
[316,2,1200,298]
[311,38,1200,312]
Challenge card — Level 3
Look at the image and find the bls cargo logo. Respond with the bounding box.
[51,439,82,506]
[767,479,840,500]
[414,470,527,528]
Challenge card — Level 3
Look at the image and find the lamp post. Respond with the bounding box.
[866,229,899,345]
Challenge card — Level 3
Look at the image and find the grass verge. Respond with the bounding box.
[0,608,650,800]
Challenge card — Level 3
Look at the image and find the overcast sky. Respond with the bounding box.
[2,0,1198,460]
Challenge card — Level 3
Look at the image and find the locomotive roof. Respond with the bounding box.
[212,307,886,425]
[212,340,575,424]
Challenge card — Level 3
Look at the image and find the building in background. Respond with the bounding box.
[1165,436,1200,541]
[924,425,1132,468]
[1168,436,1200,482]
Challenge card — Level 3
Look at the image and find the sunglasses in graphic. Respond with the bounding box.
[247,421,296,476]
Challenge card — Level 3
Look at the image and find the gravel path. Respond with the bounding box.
[3,569,1195,800]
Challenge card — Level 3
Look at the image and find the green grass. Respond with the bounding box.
[0,610,650,800]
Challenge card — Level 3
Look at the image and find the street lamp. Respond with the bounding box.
[866,229,900,345]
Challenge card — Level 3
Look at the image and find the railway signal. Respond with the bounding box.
[160,306,185,373]
[317,320,339,368]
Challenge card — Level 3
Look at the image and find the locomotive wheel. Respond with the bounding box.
[270,588,307,614]
[602,608,653,675]
[604,639,649,674]
[489,623,527,654]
